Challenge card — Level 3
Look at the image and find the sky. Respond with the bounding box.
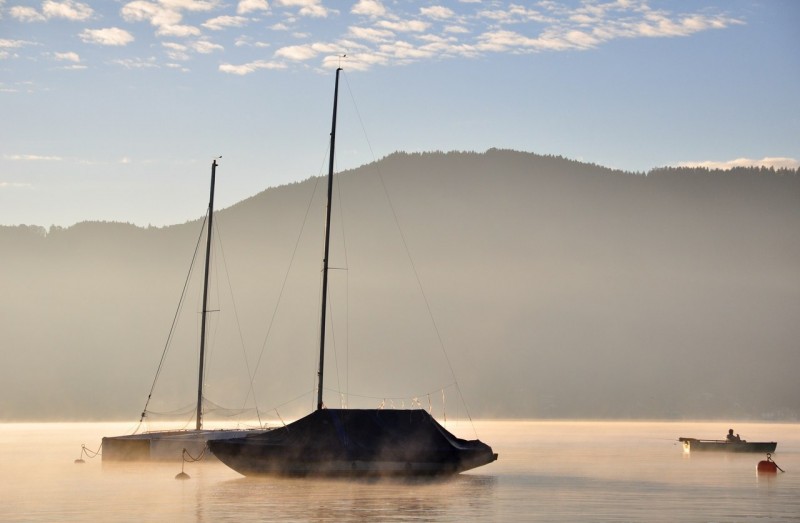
[1,0,798,228]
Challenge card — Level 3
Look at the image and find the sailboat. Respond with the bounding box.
[208,68,498,476]
[102,159,258,461]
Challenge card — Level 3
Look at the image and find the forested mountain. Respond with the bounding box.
[2,149,798,421]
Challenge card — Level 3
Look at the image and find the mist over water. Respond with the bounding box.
[2,152,798,422]
[1,420,798,522]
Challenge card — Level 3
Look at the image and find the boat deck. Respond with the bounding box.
[102,428,262,461]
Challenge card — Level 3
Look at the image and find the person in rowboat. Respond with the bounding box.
[726,429,742,442]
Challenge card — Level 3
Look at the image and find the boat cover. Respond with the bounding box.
[209,408,497,476]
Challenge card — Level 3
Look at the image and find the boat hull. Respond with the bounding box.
[209,409,498,477]
[679,438,777,453]
[102,429,256,461]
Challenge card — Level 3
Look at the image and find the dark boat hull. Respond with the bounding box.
[679,438,777,453]
[209,409,498,477]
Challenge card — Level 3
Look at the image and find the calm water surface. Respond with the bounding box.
[0,420,797,522]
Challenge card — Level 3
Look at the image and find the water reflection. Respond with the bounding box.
[1,421,799,522]
[197,473,498,522]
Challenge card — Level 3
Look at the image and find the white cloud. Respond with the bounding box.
[217,1,742,73]
[631,12,743,39]
[219,59,286,75]
[274,45,314,61]
[165,62,190,71]
[80,27,135,46]
[159,0,219,11]
[4,0,745,76]
[322,52,382,71]
[478,4,548,24]
[42,0,93,21]
[157,24,201,37]
[237,0,269,15]
[382,40,433,61]
[5,154,63,161]
[163,41,189,60]
[121,1,202,38]
[476,30,544,52]
[420,6,454,20]
[112,57,159,68]
[471,1,744,57]
[274,42,331,61]
[122,1,183,28]
[472,0,745,54]
[678,157,800,171]
[0,38,33,49]
[235,36,270,47]
[417,33,454,45]
[160,38,220,59]
[275,0,328,18]
[192,40,223,53]
[563,29,598,48]
[444,25,469,34]
[10,6,46,22]
[348,26,394,42]
[54,51,80,62]
[351,0,385,17]
[376,19,430,33]
[203,15,248,30]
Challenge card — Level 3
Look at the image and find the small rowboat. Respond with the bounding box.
[679,437,777,453]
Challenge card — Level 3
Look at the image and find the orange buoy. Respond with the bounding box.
[758,460,778,474]
[757,453,784,474]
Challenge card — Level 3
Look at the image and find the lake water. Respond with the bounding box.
[1,420,797,522]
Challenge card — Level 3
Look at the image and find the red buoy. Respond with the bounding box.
[758,460,778,474]
[757,453,783,474]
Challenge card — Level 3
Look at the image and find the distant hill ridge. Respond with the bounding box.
[1,149,798,421]
[4,149,797,234]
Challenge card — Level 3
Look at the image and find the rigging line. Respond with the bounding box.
[178,410,194,430]
[334,149,351,405]
[328,285,342,404]
[126,418,145,436]
[145,402,198,417]
[209,408,260,420]
[203,397,259,416]
[262,389,315,414]
[195,223,223,426]
[327,178,341,407]
[146,403,198,428]
[342,72,476,429]
[312,142,336,411]
[321,382,457,402]
[204,226,219,398]
[213,215,263,427]
[313,246,325,412]
[138,211,208,426]
[326,274,338,395]
[249,147,329,415]
[326,169,348,406]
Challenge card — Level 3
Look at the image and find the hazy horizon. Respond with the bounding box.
[2,150,798,423]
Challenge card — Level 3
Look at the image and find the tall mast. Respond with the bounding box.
[196,158,218,430]
[317,67,341,411]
